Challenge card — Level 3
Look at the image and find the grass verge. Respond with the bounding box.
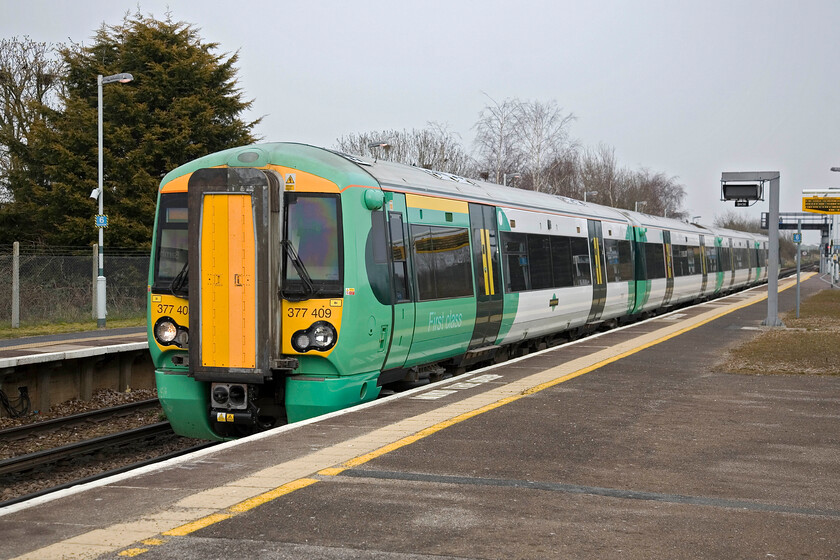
[720,288,840,376]
[0,317,146,340]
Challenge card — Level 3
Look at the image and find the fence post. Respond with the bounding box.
[12,241,19,328]
[92,243,98,320]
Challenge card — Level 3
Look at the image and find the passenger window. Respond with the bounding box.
[411,225,472,301]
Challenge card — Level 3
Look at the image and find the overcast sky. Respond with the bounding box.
[3,0,839,242]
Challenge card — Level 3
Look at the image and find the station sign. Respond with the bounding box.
[802,196,840,214]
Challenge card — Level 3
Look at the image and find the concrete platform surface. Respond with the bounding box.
[0,328,147,368]
[1,274,838,559]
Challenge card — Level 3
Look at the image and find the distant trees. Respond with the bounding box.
[473,96,577,194]
[473,98,687,217]
[341,96,688,218]
[334,123,474,177]
[339,96,688,218]
[0,12,258,247]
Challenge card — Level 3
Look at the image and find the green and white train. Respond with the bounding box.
[148,143,768,440]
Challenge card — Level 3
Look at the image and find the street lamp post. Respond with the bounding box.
[503,173,521,187]
[96,72,133,328]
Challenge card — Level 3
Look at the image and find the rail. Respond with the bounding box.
[0,422,173,477]
[0,398,160,442]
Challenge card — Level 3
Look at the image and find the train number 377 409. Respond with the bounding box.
[287,307,332,319]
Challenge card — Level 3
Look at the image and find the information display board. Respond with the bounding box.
[802,197,840,214]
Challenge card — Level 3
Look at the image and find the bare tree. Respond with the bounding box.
[0,37,65,200]
[620,168,687,219]
[334,123,475,177]
[713,210,763,233]
[473,94,519,184]
[579,143,622,206]
[542,148,581,198]
[511,99,576,193]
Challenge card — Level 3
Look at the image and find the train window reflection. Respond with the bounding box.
[285,194,342,286]
[153,193,188,290]
[411,225,472,301]
[158,229,188,280]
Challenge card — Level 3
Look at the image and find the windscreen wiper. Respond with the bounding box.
[279,239,315,301]
[170,261,189,298]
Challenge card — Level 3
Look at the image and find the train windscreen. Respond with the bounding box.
[282,193,343,298]
[153,192,188,292]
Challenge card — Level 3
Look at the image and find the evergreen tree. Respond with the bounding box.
[0,12,258,247]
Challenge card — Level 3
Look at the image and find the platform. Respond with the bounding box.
[0,328,150,413]
[1,274,838,559]
[0,328,147,369]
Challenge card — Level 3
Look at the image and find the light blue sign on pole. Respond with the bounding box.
[95,214,108,228]
[793,232,801,244]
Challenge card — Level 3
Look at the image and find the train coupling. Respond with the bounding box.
[210,408,258,426]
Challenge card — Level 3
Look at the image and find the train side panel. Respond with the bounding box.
[495,207,596,344]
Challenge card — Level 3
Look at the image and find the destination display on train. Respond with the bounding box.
[802,196,840,214]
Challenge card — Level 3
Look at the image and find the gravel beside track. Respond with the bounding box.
[0,388,204,503]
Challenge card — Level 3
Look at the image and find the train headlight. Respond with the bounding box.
[311,323,335,348]
[291,321,338,353]
[154,317,177,344]
[293,332,311,351]
[154,316,188,348]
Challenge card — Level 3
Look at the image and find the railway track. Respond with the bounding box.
[0,421,216,508]
[0,399,218,509]
[0,421,173,477]
[0,398,161,442]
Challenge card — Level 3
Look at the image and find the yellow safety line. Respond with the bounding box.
[49,274,811,560]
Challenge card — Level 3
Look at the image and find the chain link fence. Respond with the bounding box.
[0,243,149,326]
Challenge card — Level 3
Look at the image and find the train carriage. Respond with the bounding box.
[148,142,768,441]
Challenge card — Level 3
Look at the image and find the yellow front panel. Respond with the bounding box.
[282,299,343,356]
[150,294,189,352]
[201,194,256,368]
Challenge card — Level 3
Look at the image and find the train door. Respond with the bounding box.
[586,220,607,323]
[662,230,674,306]
[468,204,503,349]
[746,243,754,283]
[727,238,736,288]
[382,193,415,370]
[187,167,279,383]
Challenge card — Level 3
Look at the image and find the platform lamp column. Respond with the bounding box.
[96,72,133,328]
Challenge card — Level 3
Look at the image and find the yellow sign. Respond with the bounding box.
[803,196,840,214]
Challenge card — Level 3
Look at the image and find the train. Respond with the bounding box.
[147,142,769,440]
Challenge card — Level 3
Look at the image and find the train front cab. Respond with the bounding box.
[150,155,386,440]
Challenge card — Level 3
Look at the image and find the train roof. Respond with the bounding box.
[339,148,635,226]
[159,142,767,242]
